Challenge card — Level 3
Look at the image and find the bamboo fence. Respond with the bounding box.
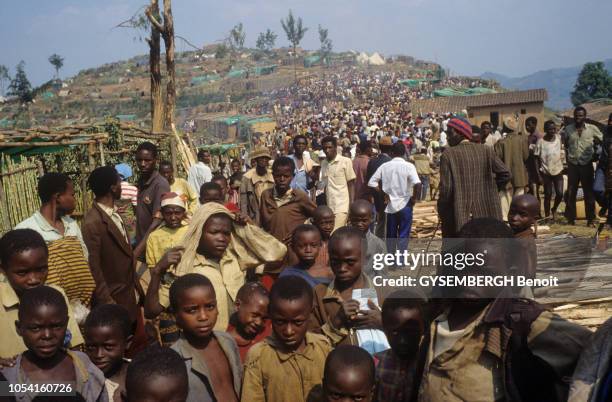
[0,155,41,235]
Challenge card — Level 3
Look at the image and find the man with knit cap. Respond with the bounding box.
[438,117,511,237]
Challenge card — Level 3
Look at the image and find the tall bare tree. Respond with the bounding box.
[146,0,176,130]
[281,10,307,83]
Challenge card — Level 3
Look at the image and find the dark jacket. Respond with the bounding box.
[438,142,511,237]
[260,188,317,242]
[82,203,140,322]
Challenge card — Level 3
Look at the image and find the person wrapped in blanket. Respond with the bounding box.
[143,202,287,345]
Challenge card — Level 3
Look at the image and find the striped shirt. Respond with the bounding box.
[47,237,96,308]
[121,181,138,206]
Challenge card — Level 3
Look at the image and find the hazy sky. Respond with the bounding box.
[2,0,611,86]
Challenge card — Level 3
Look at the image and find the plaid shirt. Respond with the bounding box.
[374,349,418,402]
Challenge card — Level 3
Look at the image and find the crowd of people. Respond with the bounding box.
[0,68,611,402]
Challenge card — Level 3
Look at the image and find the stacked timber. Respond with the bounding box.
[411,201,441,238]
[551,298,612,331]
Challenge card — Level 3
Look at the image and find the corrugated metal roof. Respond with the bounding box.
[411,89,548,114]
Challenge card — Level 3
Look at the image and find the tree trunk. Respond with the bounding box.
[161,0,176,130]
[293,44,298,85]
[149,0,164,133]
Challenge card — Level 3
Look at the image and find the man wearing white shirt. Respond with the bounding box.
[187,149,212,193]
[368,142,421,252]
[439,130,448,147]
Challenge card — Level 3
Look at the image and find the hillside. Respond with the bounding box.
[481,59,612,111]
[0,49,442,136]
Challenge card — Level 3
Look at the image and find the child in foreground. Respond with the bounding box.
[376,291,426,402]
[169,273,242,402]
[144,192,189,346]
[279,224,333,287]
[241,275,332,402]
[0,228,84,359]
[84,304,133,402]
[123,346,188,402]
[322,345,375,402]
[226,282,272,362]
[311,226,384,347]
[0,286,107,401]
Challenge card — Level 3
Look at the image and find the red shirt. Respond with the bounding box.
[226,321,272,362]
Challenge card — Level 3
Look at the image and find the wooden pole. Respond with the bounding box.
[80,162,89,216]
[99,141,106,166]
[0,172,11,231]
[170,137,178,174]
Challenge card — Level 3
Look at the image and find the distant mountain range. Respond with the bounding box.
[481,59,612,111]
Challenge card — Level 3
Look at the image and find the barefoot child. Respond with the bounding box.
[169,273,242,402]
[279,224,333,287]
[322,345,376,402]
[376,291,426,402]
[0,229,84,359]
[84,304,133,402]
[226,282,272,362]
[0,286,106,401]
[241,276,332,402]
[123,346,188,402]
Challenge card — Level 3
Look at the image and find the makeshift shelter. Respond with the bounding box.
[226,69,247,79]
[304,55,321,68]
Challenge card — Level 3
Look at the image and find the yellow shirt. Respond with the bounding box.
[0,282,84,358]
[170,178,200,214]
[241,332,332,402]
[146,224,189,268]
[321,155,356,214]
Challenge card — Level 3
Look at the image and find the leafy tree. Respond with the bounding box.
[281,10,308,82]
[318,25,332,66]
[229,22,246,51]
[571,62,612,106]
[0,65,10,96]
[48,54,64,79]
[256,29,277,53]
[215,43,229,59]
[264,29,277,51]
[256,33,267,52]
[8,61,33,103]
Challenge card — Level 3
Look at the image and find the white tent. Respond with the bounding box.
[369,52,385,65]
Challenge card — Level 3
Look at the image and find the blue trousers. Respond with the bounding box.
[386,202,413,252]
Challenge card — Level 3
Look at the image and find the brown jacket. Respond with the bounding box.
[260,188,317,242]
[82,203,140,322]
[419,297,590,402]
[310,274,382,346]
